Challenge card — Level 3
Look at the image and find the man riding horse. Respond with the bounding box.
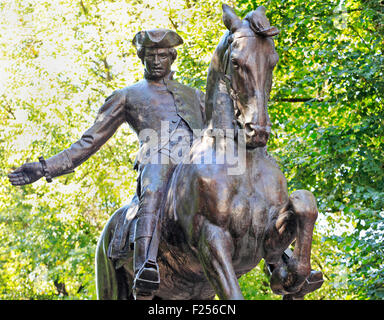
[8,28,206,299]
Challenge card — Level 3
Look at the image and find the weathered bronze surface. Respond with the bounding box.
[8,4,324,300]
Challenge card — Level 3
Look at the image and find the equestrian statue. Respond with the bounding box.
[8,4,324,300]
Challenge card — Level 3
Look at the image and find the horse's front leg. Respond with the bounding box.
[269,190,320,295]
[197,219,244,300]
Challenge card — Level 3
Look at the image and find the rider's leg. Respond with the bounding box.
[133,214,159,278]
[132,163,174,298]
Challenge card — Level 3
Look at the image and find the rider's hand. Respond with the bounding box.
[8,162,44,186]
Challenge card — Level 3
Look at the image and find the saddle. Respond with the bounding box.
[107,195,139,262]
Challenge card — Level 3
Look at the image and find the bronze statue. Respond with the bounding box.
[9,4,324,300]
[96,5,324,299]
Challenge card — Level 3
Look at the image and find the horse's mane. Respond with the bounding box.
[204,31,233,128]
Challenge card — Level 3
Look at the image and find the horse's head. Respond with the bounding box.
[222,4,279,148]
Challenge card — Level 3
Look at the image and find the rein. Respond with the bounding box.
[221,32,269,103]
[220,34,244,128]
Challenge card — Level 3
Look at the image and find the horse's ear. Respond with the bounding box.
[222,4,242,32]
[245,6,280,37]
[256,6,266,14]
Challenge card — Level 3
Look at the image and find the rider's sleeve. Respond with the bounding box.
[45,89,126,178]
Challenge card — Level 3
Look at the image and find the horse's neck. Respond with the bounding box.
[205,32,236,132]
[207,78,235,132]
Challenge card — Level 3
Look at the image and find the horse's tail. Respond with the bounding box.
[95,197,138,300]
[95,213,120,299]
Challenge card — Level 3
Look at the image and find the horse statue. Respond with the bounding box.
[96,4,324,300]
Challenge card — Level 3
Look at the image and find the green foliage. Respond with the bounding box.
[258,0,384,300]
[0,0,383,299]
[238,261,279,300]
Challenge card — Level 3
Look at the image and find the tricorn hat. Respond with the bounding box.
[132,29,183,49]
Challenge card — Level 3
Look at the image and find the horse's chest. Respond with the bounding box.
[228,191,268,240]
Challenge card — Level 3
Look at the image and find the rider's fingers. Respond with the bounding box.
[8,172,24,180]
[10,178,22,185]
[8,172,19,178]
[8,173,21,182]
[8,173,26,185]
[8,168,25,177]
[14,179,27,186]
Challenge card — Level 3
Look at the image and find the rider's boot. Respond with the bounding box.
[132,215,160,299]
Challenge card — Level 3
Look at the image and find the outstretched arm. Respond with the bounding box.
[8,89,126,186]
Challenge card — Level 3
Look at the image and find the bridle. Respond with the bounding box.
[220,34,260,127]
[220,32,274,131]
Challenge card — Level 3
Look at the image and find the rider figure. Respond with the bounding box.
[8,29,206,299]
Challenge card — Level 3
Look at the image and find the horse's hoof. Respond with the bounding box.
[281,270,324,299]
[269,259,311,295]
[269,264,290,295]
[300,270,324,294]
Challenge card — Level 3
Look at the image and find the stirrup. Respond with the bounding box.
[133,260,160,298]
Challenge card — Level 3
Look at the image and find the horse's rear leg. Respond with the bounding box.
[269,190,320,295]
[197,220,243,300]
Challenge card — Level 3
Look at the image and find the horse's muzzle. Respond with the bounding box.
[245,123,270,148]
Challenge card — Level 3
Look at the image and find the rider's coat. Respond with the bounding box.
[44,75,206,177]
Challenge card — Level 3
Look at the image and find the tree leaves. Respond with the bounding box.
[0,0,383,299]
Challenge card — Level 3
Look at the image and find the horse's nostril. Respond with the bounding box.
[245,123,256,136]
[245,123,271,135]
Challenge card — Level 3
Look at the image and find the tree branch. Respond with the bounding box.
[169,15,179,31]
[272,97,325,103]
[79,0,88,15]
[101,57,113,81]
[1,95,17,119]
